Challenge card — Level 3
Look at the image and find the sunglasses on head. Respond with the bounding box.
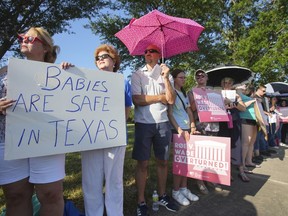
[18,34,44,44]
[144,49,159,54]
[95,54,112,61]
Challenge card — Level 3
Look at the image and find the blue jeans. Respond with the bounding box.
[268,123,276,147]
[254,130,268,151]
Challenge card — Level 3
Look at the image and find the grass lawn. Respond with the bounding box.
[0,123,175,215]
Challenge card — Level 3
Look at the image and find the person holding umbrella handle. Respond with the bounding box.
[131,44,178,216]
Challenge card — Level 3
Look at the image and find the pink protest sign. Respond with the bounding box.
[173,134,231,186]
[192,88,228,122]
[279,107,288,123]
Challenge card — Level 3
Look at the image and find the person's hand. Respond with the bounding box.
[159,94,168,104]
[190,127,200,135]
[191,128,201,135]
[60,62,74,70]
[183,131,190,142]
[270,105,275,112]
[0,98,15,115]
[179,130,190,142]
[160,63,170,78]
[228,102,237,109]
[224,97,232,105]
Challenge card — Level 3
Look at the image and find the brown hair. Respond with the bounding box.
[94,44,120,72]
[171,68,187,97]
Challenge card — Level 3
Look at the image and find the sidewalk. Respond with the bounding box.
[150,143,288,216]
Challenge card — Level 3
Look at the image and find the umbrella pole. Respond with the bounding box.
[161,28,165,63]
[161,43,164,63]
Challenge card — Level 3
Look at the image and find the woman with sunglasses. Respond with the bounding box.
[81,44,132,216]
[0,27,72,216]
[187,69,222,194]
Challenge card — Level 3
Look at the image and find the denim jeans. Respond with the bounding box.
[268,123,276,147]
[254,130,268,151]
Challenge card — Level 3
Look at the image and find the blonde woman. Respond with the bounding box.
[0,27,71,216]
[218,77,249,182]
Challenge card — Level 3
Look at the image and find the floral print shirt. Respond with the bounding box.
[0,72,7,143]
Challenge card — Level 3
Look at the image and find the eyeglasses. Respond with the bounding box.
[144,49,159,54]
[18,34,44,44]
[95,54,112,61]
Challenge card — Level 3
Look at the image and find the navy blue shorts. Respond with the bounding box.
[132,122,172,161]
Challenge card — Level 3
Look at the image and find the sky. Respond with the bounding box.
[2,19,131,78]
[53,19,102,70]
[53,19,131,78]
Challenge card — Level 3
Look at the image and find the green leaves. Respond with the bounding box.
[0,0,109,61]
[1,0,287,83]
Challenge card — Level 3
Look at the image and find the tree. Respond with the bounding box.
[88,0,288,84]
[0,0,109,62]
[232,0,288,83]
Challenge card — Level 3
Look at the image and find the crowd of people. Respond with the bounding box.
[0,27,287,216]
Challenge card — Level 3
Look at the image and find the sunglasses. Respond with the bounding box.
[18,34,44,44]
[144,49,159,54]
[95,54,112,61]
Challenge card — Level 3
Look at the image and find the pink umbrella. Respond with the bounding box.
[115,10,204,60]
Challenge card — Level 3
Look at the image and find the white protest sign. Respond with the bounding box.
[221,90,236,102]
[5,58,126,160]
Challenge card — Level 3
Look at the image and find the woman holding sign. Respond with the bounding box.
[81,44,132,216]
[0,27,71,215]
[218,77,249,182]
[187,69,221,194]
[168,69,199,206]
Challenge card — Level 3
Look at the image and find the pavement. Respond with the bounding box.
[149,143,288,216]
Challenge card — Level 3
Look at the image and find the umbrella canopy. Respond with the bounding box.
[115,10,204,59]
[265,82,288,94]
[206,66,254,87]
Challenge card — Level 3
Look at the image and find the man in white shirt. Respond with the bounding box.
[131,44,177,216]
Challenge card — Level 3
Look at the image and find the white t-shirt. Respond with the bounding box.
[131,64,174,124]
